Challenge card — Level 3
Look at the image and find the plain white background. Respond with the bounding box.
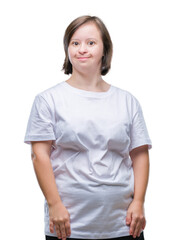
[0,0,176,239]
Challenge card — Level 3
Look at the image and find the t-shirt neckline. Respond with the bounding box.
[62,81,114,98]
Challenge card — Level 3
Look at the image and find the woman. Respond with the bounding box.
[24,15,152,240]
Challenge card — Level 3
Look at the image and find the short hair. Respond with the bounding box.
[62,15,113,76]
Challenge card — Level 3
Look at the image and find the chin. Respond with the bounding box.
[73,63,101,74]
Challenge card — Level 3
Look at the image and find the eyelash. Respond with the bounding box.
[88,41,95,46]
[71,41,95,46]
[72,41,79,46]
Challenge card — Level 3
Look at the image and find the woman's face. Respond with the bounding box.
[68,22,104,75]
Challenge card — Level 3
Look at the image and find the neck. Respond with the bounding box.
[68,70,104,90]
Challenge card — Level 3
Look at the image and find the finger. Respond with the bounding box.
[65,220,71,237]
[49,219,54,234]
[142,218,146,230]
[129,216,137,236]
[55,224,62,239]
[137,227,143,238]
[59,222,67,240]
[126,211,132,226]
[133,219,142,238]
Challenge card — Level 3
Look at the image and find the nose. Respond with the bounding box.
[78,43,88,54]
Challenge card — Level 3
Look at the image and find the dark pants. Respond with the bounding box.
[45,232,144,240]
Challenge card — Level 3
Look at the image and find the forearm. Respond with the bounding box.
[32,154,62,206]
[31,141,71,239]
[127,145,149,237]
[131,145,150,203]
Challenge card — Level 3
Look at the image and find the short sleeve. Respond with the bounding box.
[24,94,56,144]
[129,100,152,152]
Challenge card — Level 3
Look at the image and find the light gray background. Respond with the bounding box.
[0,0,175,239]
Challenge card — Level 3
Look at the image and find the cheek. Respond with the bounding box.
[93,43,104,56]
[93,48,104,61]
[68,48,73,64]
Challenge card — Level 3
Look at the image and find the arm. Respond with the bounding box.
[31,141,71,240]
[126,144,150,238]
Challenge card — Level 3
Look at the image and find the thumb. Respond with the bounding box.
[49,218,54,233]
[126,211,132,225]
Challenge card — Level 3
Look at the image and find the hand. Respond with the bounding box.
[126,200,146,238]
[49,201,71,240]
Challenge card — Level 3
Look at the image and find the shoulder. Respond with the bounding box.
[34,81,66,105]
[112,85,141,118]
[112,85,139,105]
[31,81,65,112]
[37,81,65,99]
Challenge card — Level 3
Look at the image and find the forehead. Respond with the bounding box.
[71,22,102,40]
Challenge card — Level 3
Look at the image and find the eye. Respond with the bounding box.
[71,41,79,46]
[88,41,95,46]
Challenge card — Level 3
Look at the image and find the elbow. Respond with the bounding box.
[31,150,50,164]
[31,152,37,163]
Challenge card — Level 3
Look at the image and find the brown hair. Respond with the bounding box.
[62,15,113,76]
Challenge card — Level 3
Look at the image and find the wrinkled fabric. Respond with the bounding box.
[24,81,152,239]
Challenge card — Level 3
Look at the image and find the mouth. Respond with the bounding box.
[77,57,90,60]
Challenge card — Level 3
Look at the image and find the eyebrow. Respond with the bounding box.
[70,38,97,41]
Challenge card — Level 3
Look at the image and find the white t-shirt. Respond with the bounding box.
[24,81,152,239]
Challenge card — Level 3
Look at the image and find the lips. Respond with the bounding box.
[78,57,88,60]
[77,56,90,60]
